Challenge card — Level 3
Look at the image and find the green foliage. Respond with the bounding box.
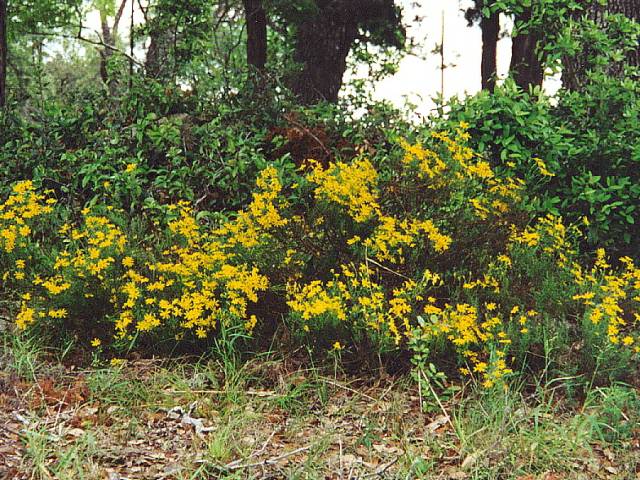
[439,9,640,256]
[7,0,82,37]
[0,79,293,214]
[1,0,639,400]
[438,75,640,256]
[581,384,640,443]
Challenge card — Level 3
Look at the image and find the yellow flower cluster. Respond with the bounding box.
[306,154,452,263]
[400,139,447,181]
[360,217,451,263]
[112,202,269,339]
[417,299,520,387]
[216,166,288,248]
[573,252,640,350]
[306,158,380,223]
[469,175,524,220]
[168,202,202,245]
[288,264,442,346]
[533,157,555,177]
[12,213,126,329]
[400,126,523,222]
[128,243,268,338]
[510,214,578,267]
[0,181,55,251]
[15,302,36,330]
[0,181,55,286]
[463,273,501,293]
[10,199,268,341]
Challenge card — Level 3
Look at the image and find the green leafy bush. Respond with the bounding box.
[439,78,639,256]
[4,124,639,388]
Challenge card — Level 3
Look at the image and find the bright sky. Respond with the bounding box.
[372,0,509,116]
[371,0,561,116]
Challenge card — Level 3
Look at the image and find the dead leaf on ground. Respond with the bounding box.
[426,414,450,434]
[461,450,483,470]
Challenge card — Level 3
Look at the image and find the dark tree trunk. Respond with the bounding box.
[290,0,401,105]
[145,29,172,79]
[292,15,358,104]
[244,0,267,71]
[0,0,6,108]
[144,2,175,81]
[510,8,544,90]
[563,0,640,90]
[481,11,499,91]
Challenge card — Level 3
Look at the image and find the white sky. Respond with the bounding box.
[370,0,560,116]
[373,0,496,115]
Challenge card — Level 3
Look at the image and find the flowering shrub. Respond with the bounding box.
[287,265,442,350]
[572,250,640,366]
[8,200,269,345]
[0,181,56,284]
[3,124,639,388]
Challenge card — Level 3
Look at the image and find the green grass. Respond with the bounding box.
[1,339,639,479]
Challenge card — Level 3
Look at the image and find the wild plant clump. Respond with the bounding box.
[2,124,639,388]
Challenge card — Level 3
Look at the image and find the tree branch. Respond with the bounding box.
[26,30,143,67]
[113,0,129,36]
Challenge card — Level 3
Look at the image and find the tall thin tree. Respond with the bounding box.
[99,0,128,89]
[244,0,267,71]
[465,1,499,92]
[480,10,499,91]
[0,0,7,108]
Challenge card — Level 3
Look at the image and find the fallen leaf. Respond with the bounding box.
[66,427,85,438]
[461,450,483,470]
[426,415,450,433]
[372,444,403,455]
[447,471,468,479]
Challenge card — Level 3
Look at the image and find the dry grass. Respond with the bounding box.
[1,339,639,479]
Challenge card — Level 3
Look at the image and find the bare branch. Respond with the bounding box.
[113,0,129,35]
[26,30,143,67]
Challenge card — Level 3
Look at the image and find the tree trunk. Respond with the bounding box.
[0,0,7,108]
[99,12,113,85]
[563,0,640,90]
[481,11,499,91]
[290,0,400,104]
[244,0,267,71]
[510,8,544,90]
[291,15,358,104]
[99,0,127,92]
[145,28,173,80]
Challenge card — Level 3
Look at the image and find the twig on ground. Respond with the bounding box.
[0,423,22,436]
[364,455,401,478]
[321,378,378,403]
[222,445,311,471]
[166,389,277,397]
[339,436,343,476]
[422,370,457,436]
[225,427,281,469]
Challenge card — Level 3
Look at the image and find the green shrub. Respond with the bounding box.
[438,76,640,257]
[4,123,639,389]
